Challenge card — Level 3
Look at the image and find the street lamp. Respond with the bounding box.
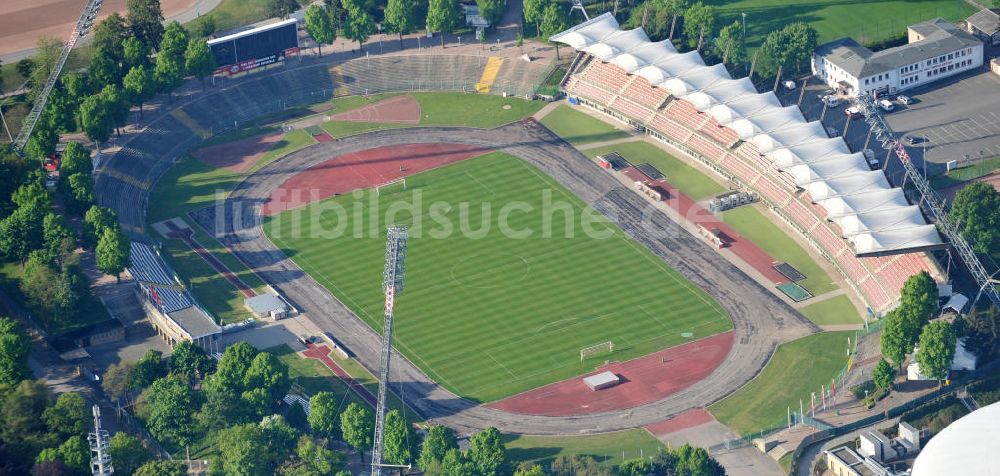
[742,12,747,39]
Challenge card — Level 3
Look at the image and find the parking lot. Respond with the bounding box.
[775,67,1000,179]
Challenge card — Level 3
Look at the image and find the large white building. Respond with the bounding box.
[812,18,983,96]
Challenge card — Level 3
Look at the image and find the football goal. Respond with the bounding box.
[580,341,615,361]
[375,177,407,196]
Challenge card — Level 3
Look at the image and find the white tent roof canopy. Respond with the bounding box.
[552,13,943,254]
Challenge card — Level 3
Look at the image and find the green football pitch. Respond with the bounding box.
[264,152,731,402]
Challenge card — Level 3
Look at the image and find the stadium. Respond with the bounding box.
[93,10,953,452]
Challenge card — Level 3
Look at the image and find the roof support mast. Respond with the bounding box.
[855,93,1000,308]
[371,226,409,476]
[13,0,103,152]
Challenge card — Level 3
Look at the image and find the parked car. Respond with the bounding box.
[903,135,926,145]
[897,95,912,105]
[845,106,861,118]
[817,89,835,100]
[783,80,797,90]
[878,99,894,111]
[863,149,880,169]
[824,96,841,108]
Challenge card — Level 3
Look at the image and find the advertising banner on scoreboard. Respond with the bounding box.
[214,47,301,76]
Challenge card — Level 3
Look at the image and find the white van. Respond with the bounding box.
[824,96,840,108]
[878,99,894,112]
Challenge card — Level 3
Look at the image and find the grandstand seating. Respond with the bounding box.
[563,50,942,312]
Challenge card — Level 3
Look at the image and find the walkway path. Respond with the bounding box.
[302,343,378,407]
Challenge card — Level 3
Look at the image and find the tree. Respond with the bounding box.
[184,38,216,88]
[30,460,72,476]
[783,22,818,74]
[83,206,118,247]
[873,358,895,390]
[881,308,911,367]
[218,419,298,476]
[194,16,217,38]
[243,351,290,417]
[339,402,373,458]
[59,142,92,178]
[96,227,130,283]
[66,173,95,213]
[513,464,545,476]
[439,448,477,476]
[93,13,129,62]
[46,86,76,133]
[159,21,190,66]
[123,36,149,71]
[269,0,301,18]
[714,20,746,67]
[42,392,88,440]
[131,350,166,390]
[142,375,197,448]
[382,409,415,467]
[899,271,939,335]
[757,22,817,78]
[426,0,462,47]
[127,0,165,51]
[523,0,549,36]
[56,436,90,474]
[260,415,300,470]
[0,317,31,387]
[153,52,183,99]
[674,444,724,475]
[951,181,1000,256]
[659,0,689,40]
[102,361,135,401]
[384,0,417,48]
[108,433,151,475]
[169,340,213,381]
[682,2,715,50]
[477,0,504,27]
[23,119,58,161]
[79,95,113,149]
[958,305,999,359]
[618,458,655,476]
[344,5,377,51]
[88,49,122,89]
[292,436,344,476]
[305,5,337,57]
[419,425,458,470]
[540,3,570,59]
[468,427,506,476]
[1,380,54,464]
[308,392,341,439]
[123,65,154,120]
[28,38,62,98]
[0,203,45,262]
[134,460,187,476]
[916,320,957,382]
[100,84,129,137]
[12,181,50,210]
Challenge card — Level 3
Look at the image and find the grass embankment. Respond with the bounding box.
[798,295,862,326]
[539,105,631,146]
[721,206,837,295]
[709,331,852,434]
[504,429,665,468]
[585,141,727,200]
[265,152,731,402]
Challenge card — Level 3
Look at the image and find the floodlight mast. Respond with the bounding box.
[89,405,113,476]
[14,0,103,153]
[371,226,409,476]
[855,93,1000,309]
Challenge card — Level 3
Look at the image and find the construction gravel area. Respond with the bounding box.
[195,121,817,435]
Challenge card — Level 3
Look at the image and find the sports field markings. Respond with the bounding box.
[637,303,676,334]
[487,353,521,380]
[465,171,497,197]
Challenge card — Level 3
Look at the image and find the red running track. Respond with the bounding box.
[488,331,734,416]
[644,408,716,437]
[329,95,421,124]
[262,143,492,215]
[622,167,789,285]
[302,343,378,407]
[164,221,256,298]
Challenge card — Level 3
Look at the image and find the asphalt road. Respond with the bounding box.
[196,122,817,435]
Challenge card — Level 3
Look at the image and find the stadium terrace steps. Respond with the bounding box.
[337,55,489,95]
[565,56,933,312]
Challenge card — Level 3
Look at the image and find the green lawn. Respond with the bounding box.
[720,206,837,295]
[798,295,862,326]
[929,156,1000,189]
[709,331,852,435]
[411,92,544,128]
[706,0,976,46]
[586,141,727,200]
[504,429,664,468]
[264,152,731,402]
[253,129,316,172]
[540,105,631,146]
[186,0,309,36]
[147,155,242,224]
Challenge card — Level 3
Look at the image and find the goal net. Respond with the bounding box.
[580,341,614,361]
[375,177,407,196]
